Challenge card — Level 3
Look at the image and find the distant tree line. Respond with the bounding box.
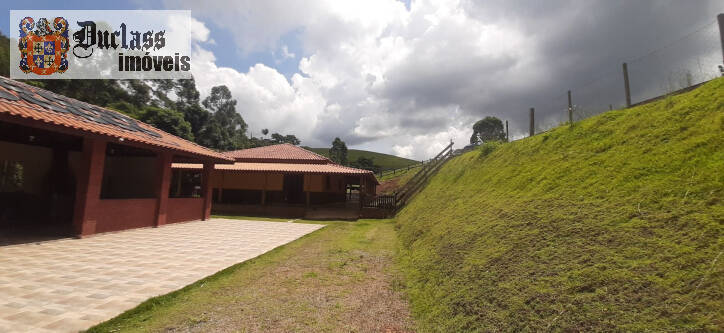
[0,31,299,152]
[250,130,301,147]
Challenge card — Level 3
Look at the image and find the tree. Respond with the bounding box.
[126,80,153,107]
[261,128,269,137]
[0,32,9,77]
[329,137,348,165]
[283,134,300,145]
[350,156,380,173]
[106,101,143,119]
[22,79,134,107]
[0,34,257,151]
[199,85,248,150]
[139,106,194,140]
[174,77,210,140]
[271,133,300,145]
[470,116,506,144]
[106,102,193,140]
[247,131,301,148]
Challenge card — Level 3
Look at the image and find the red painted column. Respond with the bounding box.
[72,138,107,237]
[154,152,172,227]
[201,162,214,220]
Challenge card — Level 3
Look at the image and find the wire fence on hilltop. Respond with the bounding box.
[525,16,723,139]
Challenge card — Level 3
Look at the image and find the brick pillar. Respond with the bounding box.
[72,138,106,237]
[359,175,364,210]
[201,162,214,220]
[154,152,172,227]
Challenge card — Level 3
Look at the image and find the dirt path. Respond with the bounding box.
[88,219,415,333]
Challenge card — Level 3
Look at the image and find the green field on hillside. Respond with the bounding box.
[376,167,421,195]
[306,147,419,170]
[396,78,723,331]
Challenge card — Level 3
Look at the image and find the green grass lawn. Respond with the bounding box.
[306,147,419,170]
[396,78,724,331]
[86,219,414,333]
[379,166,420,183]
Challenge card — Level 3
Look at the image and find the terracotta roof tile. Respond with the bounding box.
[0,77,232,162]
[172,162,379,184]
[224,144,331,163]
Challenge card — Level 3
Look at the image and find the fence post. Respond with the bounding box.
[529,108,535,137]
[567,90,573,126]
[505,120,509,141]
[622,62,632,107]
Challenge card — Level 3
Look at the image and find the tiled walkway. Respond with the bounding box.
[0,218,324,333]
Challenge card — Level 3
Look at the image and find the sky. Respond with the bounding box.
[2,0,723,160]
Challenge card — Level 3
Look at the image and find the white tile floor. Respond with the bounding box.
[0,218,324,333]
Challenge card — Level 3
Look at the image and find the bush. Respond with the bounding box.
[477,140,504,158]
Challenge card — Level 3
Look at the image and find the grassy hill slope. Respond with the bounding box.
[306,147,419,170]
[396,78,723,331]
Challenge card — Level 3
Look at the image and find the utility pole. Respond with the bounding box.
[505,120,509,141]
[718,14,724,76]
[529,108,535,137]
[567,90,573,126]
[622,62,632,107]
[719,14,724,63]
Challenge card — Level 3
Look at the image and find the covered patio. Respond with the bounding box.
[0,77,233,242]
[172,144,379,220]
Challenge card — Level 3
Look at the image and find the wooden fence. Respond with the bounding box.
[362,194,396,209]
[361,142,455,216]
[376,160,425,178]
[393,141,454,210]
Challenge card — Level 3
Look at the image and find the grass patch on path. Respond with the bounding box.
[87,219,413,332]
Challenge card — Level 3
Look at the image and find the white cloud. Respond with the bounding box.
[281,45,295,59]
[180,1,527,159]
[188,25,326,141]
[177,0,721,159]
[392,144,414,159]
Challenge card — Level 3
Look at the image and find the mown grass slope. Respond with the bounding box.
[396,78,723,331]
[306,147,419,170]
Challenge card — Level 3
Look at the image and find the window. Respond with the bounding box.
[101,144,157,199]
[0,161,24,192]
[169,169,203,198]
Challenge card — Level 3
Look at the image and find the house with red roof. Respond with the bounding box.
[172,144,379,219]
[0,77,233,240]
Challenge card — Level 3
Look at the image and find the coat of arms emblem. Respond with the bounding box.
[18,17,70,75]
